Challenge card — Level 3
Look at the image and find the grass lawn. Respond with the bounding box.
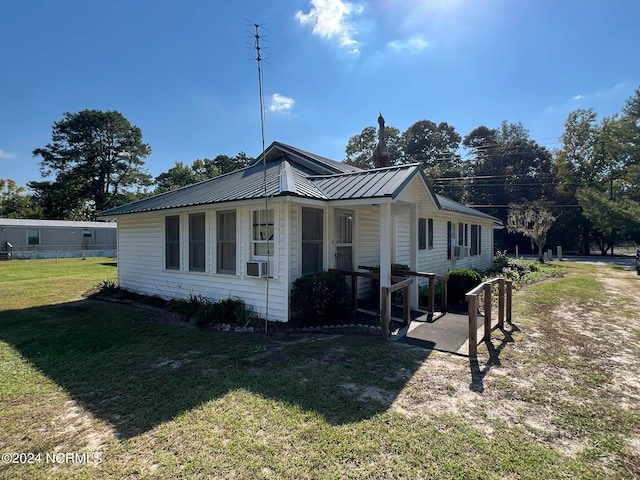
[0,257,639,479]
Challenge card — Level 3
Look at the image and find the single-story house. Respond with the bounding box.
[99,133,502,323]
[0,218,117,259]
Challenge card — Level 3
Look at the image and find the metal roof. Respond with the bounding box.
[436,195,503,224]
[97,141,500,225]
[0,218,117,228]
[310,164,424,200]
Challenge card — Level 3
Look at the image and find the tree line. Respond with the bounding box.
[2,85,639,255]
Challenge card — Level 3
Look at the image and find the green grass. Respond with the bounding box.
[1,258,639,479]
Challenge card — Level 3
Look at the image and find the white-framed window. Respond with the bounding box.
[301,207,323,275]
[165,216,180,270]
[82,229,93,238]
[418,218,427,250]
[189,213,206,272]
[428,218,434,250]
[252,209,274,258]
[471,224,482,256]
[217,210,236,274]
[27,228,40,246]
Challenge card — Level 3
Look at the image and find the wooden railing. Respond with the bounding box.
[465,278,513,357]
[358,266,448,315]
[332,266,448,338]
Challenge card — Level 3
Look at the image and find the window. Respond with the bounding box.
[189,213,206,272]
[302,207,323,275]
[217,210,236,274]
[165,216,180,270]
[418,218,427,250]
[428,218,434,250]
[82,229,93,238]
[252,209,274,257]
[471,225,478,256]
[27,229,40,246]
[458,223,464,246]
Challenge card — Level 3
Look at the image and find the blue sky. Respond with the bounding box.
[1,0,639,188]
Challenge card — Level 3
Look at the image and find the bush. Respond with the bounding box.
[194,297,252,328]
[95,279,118,295]
[418,280,443,310]
[290,271,350,325]
[447,269,482,306]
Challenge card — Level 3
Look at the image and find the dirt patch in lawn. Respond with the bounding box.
[340,265,640,466]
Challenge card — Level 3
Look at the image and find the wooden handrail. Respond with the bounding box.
[465,278,513,357]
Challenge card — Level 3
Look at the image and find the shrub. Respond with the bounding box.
[95,279,118,295]
[418,280,443,310]
[290,271,350,325]
[447,269,482,306]
[194,297,251,328]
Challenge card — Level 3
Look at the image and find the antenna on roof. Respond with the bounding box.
[250,21,271,333]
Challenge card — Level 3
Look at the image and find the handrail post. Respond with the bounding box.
[483,284,492,341]
[403,285,410,324]
[467,294,478,357]
[381,286,390,338]
[442,278,448,313]
[498,278,505,328]
[428,274,435,313]
[351,274,358,313]
[506,280,513,324]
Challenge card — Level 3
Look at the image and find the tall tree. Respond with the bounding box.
[32,109,152,216]
[553,109,600,254]
[401,120,461,174]
[344,125,402,169]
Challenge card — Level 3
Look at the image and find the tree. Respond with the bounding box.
[344,125,403,169]
[0,179,42,218]
[507,198,558,263]
[462,122,555,234]
[154,153,254,193]
[401,119,462,178]
[32,109,152,216]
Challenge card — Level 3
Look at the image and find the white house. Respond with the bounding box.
[99,136,501,323]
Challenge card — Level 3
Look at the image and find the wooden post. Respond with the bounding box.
[483,284,492,341]
[428,275,435,312]
[403,285,410,324]
[498,278,505,328]
[506,280,513,324]
[381,286,390,338]
[442,278,448,313]
[467,294,478,357]
[351,274,358,313]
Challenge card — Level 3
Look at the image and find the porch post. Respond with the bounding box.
[409,204,419,309]
[380,203,392,335]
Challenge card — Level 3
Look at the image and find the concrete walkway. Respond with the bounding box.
[394,309,498,356]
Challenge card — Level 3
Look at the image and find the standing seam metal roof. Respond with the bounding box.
[97,142,501,225]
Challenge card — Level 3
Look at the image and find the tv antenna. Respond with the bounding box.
[251,22,271,333]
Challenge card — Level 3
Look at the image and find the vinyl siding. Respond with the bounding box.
[116,206,288,322]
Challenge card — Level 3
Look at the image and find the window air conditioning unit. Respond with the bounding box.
[452,245,462,259]
[246,261,268,278]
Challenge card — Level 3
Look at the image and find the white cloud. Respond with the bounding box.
[269,93,295,113]
[0,149,16,159]
[295,0,363,52]
[387,34,430,53]
[573,94,583,101]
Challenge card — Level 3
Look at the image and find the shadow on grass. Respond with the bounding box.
[469,323,520,393]
[0,298,432,439]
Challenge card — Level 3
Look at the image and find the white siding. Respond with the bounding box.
[116,205,288,322]
[355,208,378,299]
[393,212,410,266]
